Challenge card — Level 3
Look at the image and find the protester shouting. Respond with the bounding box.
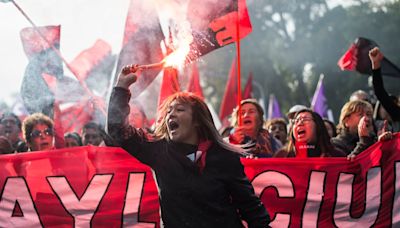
[107,64,270,228]
[22,113,55,152]
[274,109,344,158]
[228,99,281,158]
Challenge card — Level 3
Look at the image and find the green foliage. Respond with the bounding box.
[202,0,400,122]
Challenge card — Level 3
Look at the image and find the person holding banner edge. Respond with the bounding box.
[107,64,270,227]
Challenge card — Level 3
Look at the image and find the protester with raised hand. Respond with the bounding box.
[107,64,270,228]
[369,47,400,132]
[331,100,376,158]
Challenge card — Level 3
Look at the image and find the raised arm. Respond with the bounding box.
[107,65,155,164]
[369,47,400,120]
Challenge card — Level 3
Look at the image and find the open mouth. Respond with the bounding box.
[168,121,179,131]
[297,128,306,138]
[243,119,252,125]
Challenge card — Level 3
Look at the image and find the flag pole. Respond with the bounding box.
[10,0,106,116]
[236,1,242,126]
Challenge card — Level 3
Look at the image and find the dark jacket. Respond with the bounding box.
[107,87,270,228]
[331,131,375,156]
[372,68,400,132]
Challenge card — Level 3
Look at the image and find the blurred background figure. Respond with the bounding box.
[349,90,371,104]
[228,99,281,157]
[81,122,116,146]
[0,112,27,152]
[265,118,288,146]
[64,132,83,148]
[22,113,54,152]
[275,110,344,158]
[0,136,14,154]
[129,100,151,131]
[323,118,337,138]
[81,122,104,146]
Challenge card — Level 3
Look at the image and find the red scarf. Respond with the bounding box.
[197,140,212,173]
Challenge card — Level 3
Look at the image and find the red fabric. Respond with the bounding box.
[219,58,238,124]
[20,25,60,59]
[115,0,164,98]
[187,63,204,99]
[337,43,358,71]
[1,135,400,227]
[60,100,94,133]
[197,140,212,173]
[294,142,308,158]
[69,39,112,81]
[187,0,252,60]
[242,72,253,99]
[157,67,180,111]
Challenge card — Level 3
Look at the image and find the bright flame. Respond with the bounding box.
[163,45,190,67]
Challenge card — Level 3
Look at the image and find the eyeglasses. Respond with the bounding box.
[292,116,313,125]
[30,128,53,139]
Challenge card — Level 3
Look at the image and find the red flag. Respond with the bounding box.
[69,39,112,82]
[157,68,180,112]
[60,100,94,133]
[20,25,63,116]
[338,37,400,78]
[115,0,165,98]
[219,58,237,125]
[20,25,61,60]
[187,0,252,60]
[243,72,253,99]
[187,63,204,99]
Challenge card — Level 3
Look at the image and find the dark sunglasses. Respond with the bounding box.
[30,128,53,139]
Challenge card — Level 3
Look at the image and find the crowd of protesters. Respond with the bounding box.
[0,46,398,227]
[0,47,397,159]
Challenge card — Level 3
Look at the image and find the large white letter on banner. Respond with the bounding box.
[252,171,294,227]
[47,174,112,228]
[123,173,155,227]
[0,177,41,227]
[334,167,381,227]
[302,171,326,228]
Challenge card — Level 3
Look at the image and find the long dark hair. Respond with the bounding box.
[154,92,245,154]
[287,110,335,157]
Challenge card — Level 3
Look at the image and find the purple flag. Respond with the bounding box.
[311,74,328,118]
[267,94,282,119]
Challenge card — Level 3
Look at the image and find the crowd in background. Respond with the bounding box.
[0,47,398,158]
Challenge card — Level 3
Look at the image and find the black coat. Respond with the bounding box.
[107,87,270,228]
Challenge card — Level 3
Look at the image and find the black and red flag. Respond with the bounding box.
[338,37,400,78]
[186,0,252,61]
[20,25,63,116]
[69,39,116,96]
[115,0,165,98]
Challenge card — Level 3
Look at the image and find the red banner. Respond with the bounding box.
[1,134,399,227]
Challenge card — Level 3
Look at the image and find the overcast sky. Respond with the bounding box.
[0,0,131,105]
